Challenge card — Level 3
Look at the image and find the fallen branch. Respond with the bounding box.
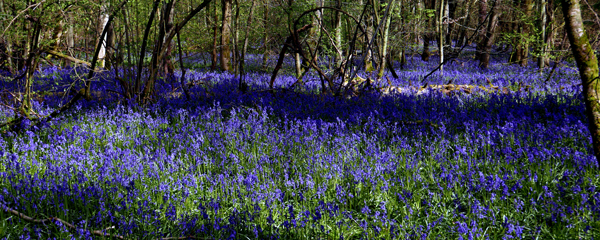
[44,49,91,67]
[1,202,125,239]
[0,202,213,240]
[397,119,440,128]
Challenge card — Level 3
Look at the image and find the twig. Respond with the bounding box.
[582,0,600,47]
[0,202,213,240]
[397,119,440,128]
[1,0,47,38]
[0,202,125,239]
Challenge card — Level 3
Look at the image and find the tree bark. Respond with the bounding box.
[239,0,257,91]
[475,0,487,61]
[538,0,547,69]
[161,0,176,75]
[261,4,270,71]
[421,0,435,61]
[65,11,75,67]
[439,0,444,75]
[445,0,456,50]
[510,0,533,66]
[134,0,161,94]
[456,0,473,48]
[334,0,343,67]
[140,0,212,102]
[377,0,396,78]
[478,0,501,69]
[543,1,555,67]
[220,0,232,72]
[211,0,218,70]
[97,3,109,68]
[21,15,42,118]
[561,0,600,168]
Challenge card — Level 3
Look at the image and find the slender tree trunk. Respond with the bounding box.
[141,0,213,102]
[377,0,396,78]
[233,0,239,75]
[334,0,343,67]
[543,2,555,66]
[511,0,533,66]
[161,0,176,75]
[303,0,322,78]
[211,1,218,70]
[456,0,473,48]
[370,0,383,71]
[65,11,75,67]
[0,1,10,73]
[439,0,444,75]
[475,0,487,61]
[364,0,375,69]
[134,0,160,95]
[21,16,42,118]
[261,3,270,70]
[48,20,64,56]
[561,0,600,168]
[398,0,407,69]
[520,0,534,67]
[19,12,31,70]
[538,0,547,69]
[106,21,116,69]
[239,0,256,91]
[445,0,456,50]
[220,0,232,72]
[479,0,501,69]
[97,3,109,68]
[122,8,133,68]
[421,0,435,61]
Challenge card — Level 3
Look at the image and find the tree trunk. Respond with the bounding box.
[261,4,270,71]
[561,0,600,168]
[211,0,218,70]
[239,0,256,91]
[141,0,213,102]
[334,0,343,67]
[364,0,375,70]
[65,11,75,67]
[475,0,487,61]
[18,13,31,70]
[161,0,176,75]
[97,3,109,68]
[122,8,133,68]
[456,0,473,48]
[543,1,555,66]
[233,0,239,76]
[21,16,42,118]
[439,0,444,75]
[306,0,323,74]
[134,0,160,94]
[48,20,64,55]
[220,0,232,72]
[446,0,456,50]
[421,0,435,62]
[538,0,547,69]
[377,0,396,78]
[511,0,533,66]
[479,0,501,69]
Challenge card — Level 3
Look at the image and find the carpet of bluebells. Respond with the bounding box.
[0,55,599,239]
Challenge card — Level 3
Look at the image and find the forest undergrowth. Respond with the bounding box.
[0,56,599,239]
